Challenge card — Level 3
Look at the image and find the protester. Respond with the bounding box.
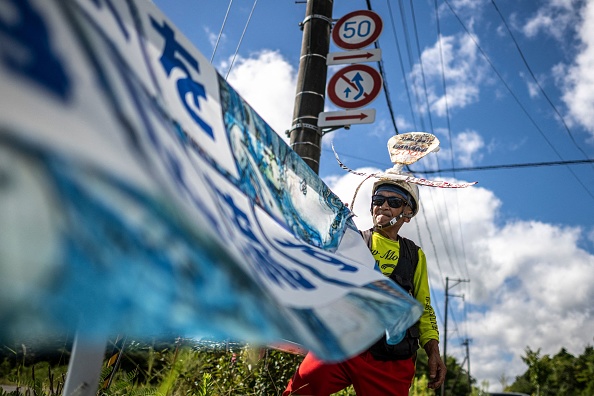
[283,176,446,395]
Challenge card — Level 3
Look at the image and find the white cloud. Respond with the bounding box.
[449,0,489,12]
[224,50,297,144]
[559,0,594,137]
[410,33,488,117]
[522,0,577,41]
[324,169,594,392]
[588,226,594,246]
[453,130,485,166]
[205,27,224,55]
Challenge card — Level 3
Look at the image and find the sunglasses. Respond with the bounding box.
[371,195,408,208]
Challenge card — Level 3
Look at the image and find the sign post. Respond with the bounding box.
[289,0,333,174]
[319,10,383,128]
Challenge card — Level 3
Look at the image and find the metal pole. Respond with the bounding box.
[441,276,449,396]
[62,333,107,396]
[289,0,333,174]
[465,338,471,394]
[441,277,470,396]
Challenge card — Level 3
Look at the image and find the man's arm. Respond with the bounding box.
[423,339,446,390]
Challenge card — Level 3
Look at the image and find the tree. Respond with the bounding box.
[574,345,594,395]
[508,344,594,396]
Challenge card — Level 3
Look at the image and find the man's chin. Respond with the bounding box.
[375,215,392,225]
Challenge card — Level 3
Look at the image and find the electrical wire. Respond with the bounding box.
[398,0,428,132]
[365,0,399,134]
[385,0,419,130]
[225,0,259,80]
[409,0,436,135]
[443,0,594,202]
[413,158,594,174]
[433,0,471,282]
[490,0,593,168]
[210,0,234,62]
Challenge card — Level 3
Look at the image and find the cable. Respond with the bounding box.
[385,0,419,130]
[412,158,594,174]
[225,0,259,80]
[434,0,472,281]
[365,0,399,134]
[442,0,594,202]
[210,0,234,62]
[409,0,436,135]
[490,0,593,167]
[398,0,427,132]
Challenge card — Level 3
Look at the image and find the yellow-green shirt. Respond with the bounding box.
[371,232,439,347]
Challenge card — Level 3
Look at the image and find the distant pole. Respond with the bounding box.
[442,277,449,396]
[289,0,333,174]
[442,277,470,396]
[463,338,471,394]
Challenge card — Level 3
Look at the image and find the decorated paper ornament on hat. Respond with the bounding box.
[387,132,441,172]
[332,132,477,215]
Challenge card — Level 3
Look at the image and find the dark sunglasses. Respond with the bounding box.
[371,195,407,208]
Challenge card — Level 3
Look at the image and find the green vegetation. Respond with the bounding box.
[505,345,594,396]
[20,335,594,395]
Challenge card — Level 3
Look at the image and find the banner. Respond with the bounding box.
[0,0,421,361]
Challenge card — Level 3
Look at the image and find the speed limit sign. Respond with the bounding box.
[332,10,383,50]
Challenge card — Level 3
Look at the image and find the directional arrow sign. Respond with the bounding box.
[327,64,382,109]
[318,109,376,127]
[327,48,382,66]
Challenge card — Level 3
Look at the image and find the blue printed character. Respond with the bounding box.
[150,18,214,139]
[0,0,70,99]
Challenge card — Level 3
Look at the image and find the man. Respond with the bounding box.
[283,177,446,395]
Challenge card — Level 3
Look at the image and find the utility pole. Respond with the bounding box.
[441,276,469,396]
[462,338,472,394]
[289,0,333,174]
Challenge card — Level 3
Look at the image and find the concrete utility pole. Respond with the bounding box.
[462,338,472,394]
[289,0,333,174]
[442,276,470,396]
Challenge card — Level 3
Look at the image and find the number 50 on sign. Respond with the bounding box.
[332,10,383,50]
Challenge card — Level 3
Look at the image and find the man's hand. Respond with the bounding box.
[424,339,446,390]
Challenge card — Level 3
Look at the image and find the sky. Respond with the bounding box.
[152,0,594,391]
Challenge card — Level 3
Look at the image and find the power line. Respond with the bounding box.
[490,0,592,166]
[385,0,419,130]
[398,0,427,132]
[441,0,594,201]
[326,148,594,173]
[225,0,258,80]
[210,0,234,62]
[366,0,400,134]
[413,158,594,174]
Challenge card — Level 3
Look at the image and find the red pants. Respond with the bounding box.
[283,350,415,396]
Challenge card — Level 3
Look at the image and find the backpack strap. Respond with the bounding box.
[359,228,419,294]
[360,228,373,250]
[390,235,419,295]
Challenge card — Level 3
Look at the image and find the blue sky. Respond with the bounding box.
[153,0,594,391]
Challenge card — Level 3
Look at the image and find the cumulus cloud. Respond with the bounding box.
[559,0,594,137]
[410,33,488,117]
[453,130,485,166]
[521,0,577,41]
[224,50,297,144]
[324,169,594,391]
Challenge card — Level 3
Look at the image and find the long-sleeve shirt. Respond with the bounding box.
[370,232,439,347]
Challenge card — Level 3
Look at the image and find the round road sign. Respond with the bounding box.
[332,10,383,50]
[327,64,382,109]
